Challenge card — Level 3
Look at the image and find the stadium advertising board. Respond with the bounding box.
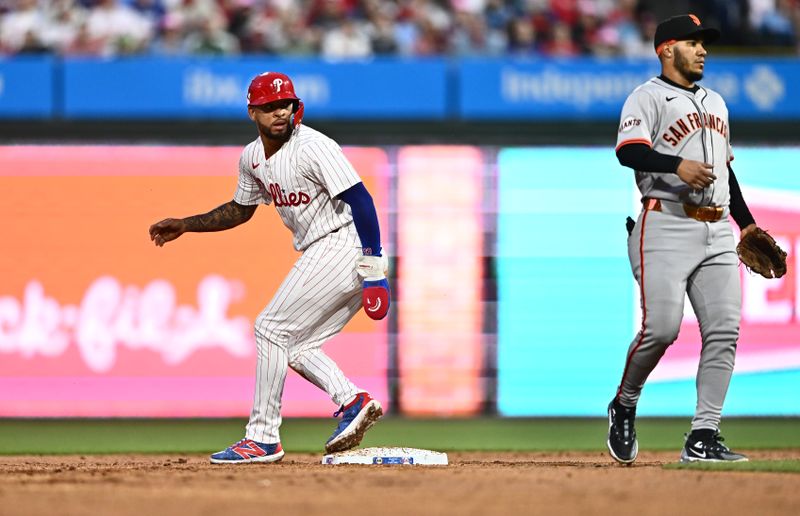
[497,147,800,416]
[0,145,390,417]
[3,57,797,120]
[459,58,800,120]
[1,145,797,417]
[61,58,449,119]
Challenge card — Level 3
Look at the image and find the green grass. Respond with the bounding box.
[0,417,799,455]
[665,460,800,473]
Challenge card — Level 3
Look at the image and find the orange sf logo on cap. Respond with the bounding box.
[689,14,701,26]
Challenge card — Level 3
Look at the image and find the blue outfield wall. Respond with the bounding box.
[1,56,799,120]
[0,57,56,118]
[61,57,451,119]
[458,57,800,120]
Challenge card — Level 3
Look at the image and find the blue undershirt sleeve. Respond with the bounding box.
[337,182,382,256]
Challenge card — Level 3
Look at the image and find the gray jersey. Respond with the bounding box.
[234,125,362,251]
[616,76,733,207]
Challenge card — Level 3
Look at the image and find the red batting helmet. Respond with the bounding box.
[247,72,304,126]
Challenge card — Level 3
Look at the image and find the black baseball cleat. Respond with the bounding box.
[680,429,748,463]
[607,398,638,464]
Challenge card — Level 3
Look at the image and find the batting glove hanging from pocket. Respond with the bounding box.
[356,254,390,320]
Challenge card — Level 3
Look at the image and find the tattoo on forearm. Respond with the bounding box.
[183,201,257,232]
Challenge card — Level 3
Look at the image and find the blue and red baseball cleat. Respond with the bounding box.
[210,438,284,464]
[325,392,383,453]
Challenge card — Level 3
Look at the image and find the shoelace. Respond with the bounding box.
[333,402,357,418]
[689,432,732,454]
[333,394,365,418]
[703,434,731,452]
[330,407,357,437]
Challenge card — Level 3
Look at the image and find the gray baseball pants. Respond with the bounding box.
[617,199,741,431]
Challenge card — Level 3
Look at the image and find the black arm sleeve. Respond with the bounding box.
[616,143,683,173]
[728,165,756,229]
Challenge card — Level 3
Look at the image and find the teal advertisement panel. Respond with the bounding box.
[497,147,800,416]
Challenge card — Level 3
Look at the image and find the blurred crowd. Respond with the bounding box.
[0,0,798,57]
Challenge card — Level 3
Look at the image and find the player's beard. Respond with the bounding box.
[260,122,292,142]
[674,50,703,83]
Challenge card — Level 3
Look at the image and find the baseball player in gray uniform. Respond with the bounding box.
[149,72,390,464]
[607,15,760,464]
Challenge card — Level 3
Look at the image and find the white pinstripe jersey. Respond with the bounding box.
[616,76,733,206]
[233,125,362,251]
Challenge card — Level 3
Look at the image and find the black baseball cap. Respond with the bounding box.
[654,14,720,54]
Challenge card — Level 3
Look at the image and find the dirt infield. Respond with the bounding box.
[2,451,799,516]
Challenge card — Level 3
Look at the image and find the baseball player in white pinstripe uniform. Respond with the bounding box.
[149,72,389,464]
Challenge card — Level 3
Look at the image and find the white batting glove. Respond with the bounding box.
[356,254,389,281]
[357,254,390,320]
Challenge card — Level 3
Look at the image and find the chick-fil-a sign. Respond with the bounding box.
[0,275,253,373]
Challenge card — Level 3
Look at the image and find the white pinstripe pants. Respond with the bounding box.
[245,225,363,443]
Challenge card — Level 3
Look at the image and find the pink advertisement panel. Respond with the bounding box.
[653,189,800,382]
[0,146,389,417]
[396,146,485,416]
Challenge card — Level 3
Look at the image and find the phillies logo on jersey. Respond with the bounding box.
[269,182,311,207]
[662,112,728,147]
